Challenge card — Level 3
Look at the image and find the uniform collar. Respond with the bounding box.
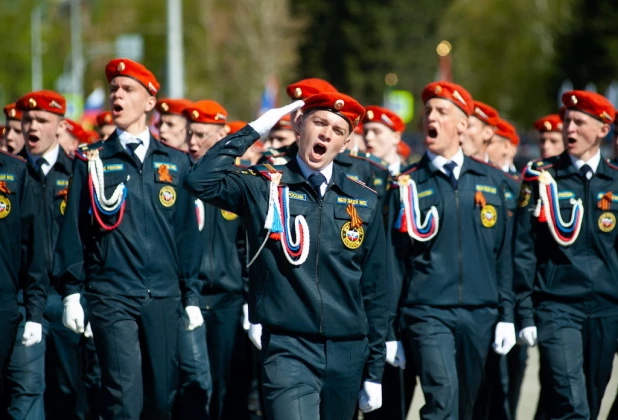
[427,148,464,176]
[116,127,151,151]
[27,143,59,168]
[295,155,333,185]
[416,149,486,184]
[282,157,360,197]
[100,130,168,160]
[569,150,601,174]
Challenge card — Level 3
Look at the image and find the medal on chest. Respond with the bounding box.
[341,203,364,249]
[0,181,11,219]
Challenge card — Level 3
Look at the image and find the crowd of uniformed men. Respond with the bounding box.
[1,56,618,420]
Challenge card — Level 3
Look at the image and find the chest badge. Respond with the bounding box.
[57,187,69,216]
[159,186,176,207]
[221,209,238,221]
[598,212,616,233]
[158,164,173,183]
[476,191,497,228]
[518,183,531,208]
[0,196,11,219]
[341,203,364,249]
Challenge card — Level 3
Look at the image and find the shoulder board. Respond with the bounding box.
[606,159,618,171]
[158,141,187,154]
[250,163,284,180]
[346,176,377,194]
[0,149,26,163]
[530,155,559,170]
[234,157,252,168]
[399,162,419,177]
[76,141,104,161]
[360,153,388,169]
[470,156,521,181]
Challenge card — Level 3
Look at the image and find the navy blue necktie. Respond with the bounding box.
[579,164,592,180]
[443,161,458,189]
[34,157,47,179]
[308,172,326,198]
[126,140,143,167]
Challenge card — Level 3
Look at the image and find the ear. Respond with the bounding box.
[56,118,67,137]
[216,126,228,141]
[145,95,157,113]
[598,122,611,140]
[294,113,304,138]
[340,133,352,153]
[392,131,402,145]
[481,125,495,143]
[456,116,469,135]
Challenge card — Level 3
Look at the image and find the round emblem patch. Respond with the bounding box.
[598,212,616,233]
[518,183,532,208]
[481,204,497,228]
[0,196,11,219]
[159,186,176,207]
[341,221,364,249]
[221,209,238,221]
[60,200,67,216]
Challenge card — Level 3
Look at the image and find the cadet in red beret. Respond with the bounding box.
[3,103,25,155]
[462,101,499,161]
[488,119,518,174]
[263,114,295,151]
[185,94,389,418]
[57,118,86,155]
[363,105,406,175]
[95,111,115,140]
[182,99,229,162]
[286,78,338,131]
[534,114,565,159]
[389,81,516,420]
[16,90,66,158]
[155,98,192,151]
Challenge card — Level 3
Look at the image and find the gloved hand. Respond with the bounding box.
[84,322,93,338]
[242,303,250,331]
[249,101,305,137]
[249,323,263,350]
[185,306,204,331]
[62,293,85,334]
[358,381,382,413]
[22,321,42,347]
[385,341,406,369]
[518,326,538,347]
[493,322,516,355]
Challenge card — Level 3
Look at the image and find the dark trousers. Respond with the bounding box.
[536,302,618,420]
[401,305,498,420]
[87,292,181,420]
[176,311,211,419]
[202,293,248,420]
[261,330,368,420]
[363,363,415,420]
[0,308,19,400]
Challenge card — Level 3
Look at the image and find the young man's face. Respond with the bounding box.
[21,110,62,156]
[5,119,25,154]
[56,124,79,155]
[461,116,493,158]
[99,124,116,140]
[363,122,399,160]
[109,76,156,131]
[158,114,188,151]
[486,135,510,167]
[187,122,227,162]
[563,110,609,159]
[264,129,296,151]
[423,98,468,157]
[539,131,565,159]
[296,110,351,171]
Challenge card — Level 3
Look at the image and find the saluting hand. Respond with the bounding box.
[248,100,305,137]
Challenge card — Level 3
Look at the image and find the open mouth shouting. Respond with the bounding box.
[28,133,40,148]
[112,103,124,118]
[427,126,438,139]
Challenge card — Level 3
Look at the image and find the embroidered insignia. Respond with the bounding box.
[599,212,616,232]
[221,209,238,220]
[159,186,176,207]
[0,196,11,219]
[341,203,364,249]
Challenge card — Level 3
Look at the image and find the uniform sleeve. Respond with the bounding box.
[361,206,389,383]
[53,157,90,297]
[235,219,250,301]
[513,180,538,328]
[20,168,49,323]
[495,180,514,323]
[175,154,202,307]
[183,125,262,216]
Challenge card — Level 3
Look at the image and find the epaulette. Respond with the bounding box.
[76,141,104,161]
[234,157,252,168]
[261,149,287,158]
[360,153,388,170]
[250,163,284,180]
[0,149,26,163]
[399,162,419,177]
[470,156,521,181]
[346,176,377,194]
[158,141,187,154]
[606,159,618,171]
[529,155,559,170]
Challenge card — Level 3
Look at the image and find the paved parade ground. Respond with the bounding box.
[407,349,618,419]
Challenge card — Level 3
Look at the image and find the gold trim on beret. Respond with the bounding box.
[294,87,302,99]
[543,121,552,131]
[117,62,126,72]
[571,95,577,105]
[366,110,374,120]
[161,102,169,112]
[434,85,442,94]
[9,109,15,118]
[334,99,344,110]
[28,98,37,108]
[192,110,199,120]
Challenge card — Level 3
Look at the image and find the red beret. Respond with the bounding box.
[495,119,519,146]
[421,81,474,116]
[271,114,293,131]
[182,100,228,125]
[397,141,411,160]
[84,129,100,144]
[3,103,22,121]
[64,119,91,143]
[354,121,363,135]
[302,92,365,129]
[16,90,66,116]
[286,78,338,100]
[534,114,563,133]
[227,120,247,135]
[472,101,499,127]
[156,98,193,116]
[105,58,160,95]
[363,105,405,132]
[95,111,114,128]
[561,90,615,123]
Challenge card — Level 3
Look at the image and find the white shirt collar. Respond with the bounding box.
[117,128,150,162]
[295,155,333,196]
[388,160,401,176]
[427,147,465,179]
[28,143,60,176]
[569,150,601,174]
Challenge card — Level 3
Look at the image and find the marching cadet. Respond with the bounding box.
[534,113,565,159]
[184,93,389,419]
[156,98,192,151]
[58,118,92,155]
[0,150,48,410]
[514,91,618,419]
[397,140,413,167]
[487,118,516,173]
[388,81,516,420]
[363,105,406,176]
[461,100,499,162]
[95,111,116,140]
[4,103,26,156]
[184,99,229,163]
[54,58,202,419]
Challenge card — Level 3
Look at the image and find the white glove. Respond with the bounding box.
[518,326,538,347]
[185,306,204,331]
[493,322,517,355]
[249,323,263,350]
[385,341,406,369]
[84,322,93,338]
[242,303,250,331]
[62,293,85,334]
[249,100,305,136]
[358,381,382,413]
[22,321,42,347]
